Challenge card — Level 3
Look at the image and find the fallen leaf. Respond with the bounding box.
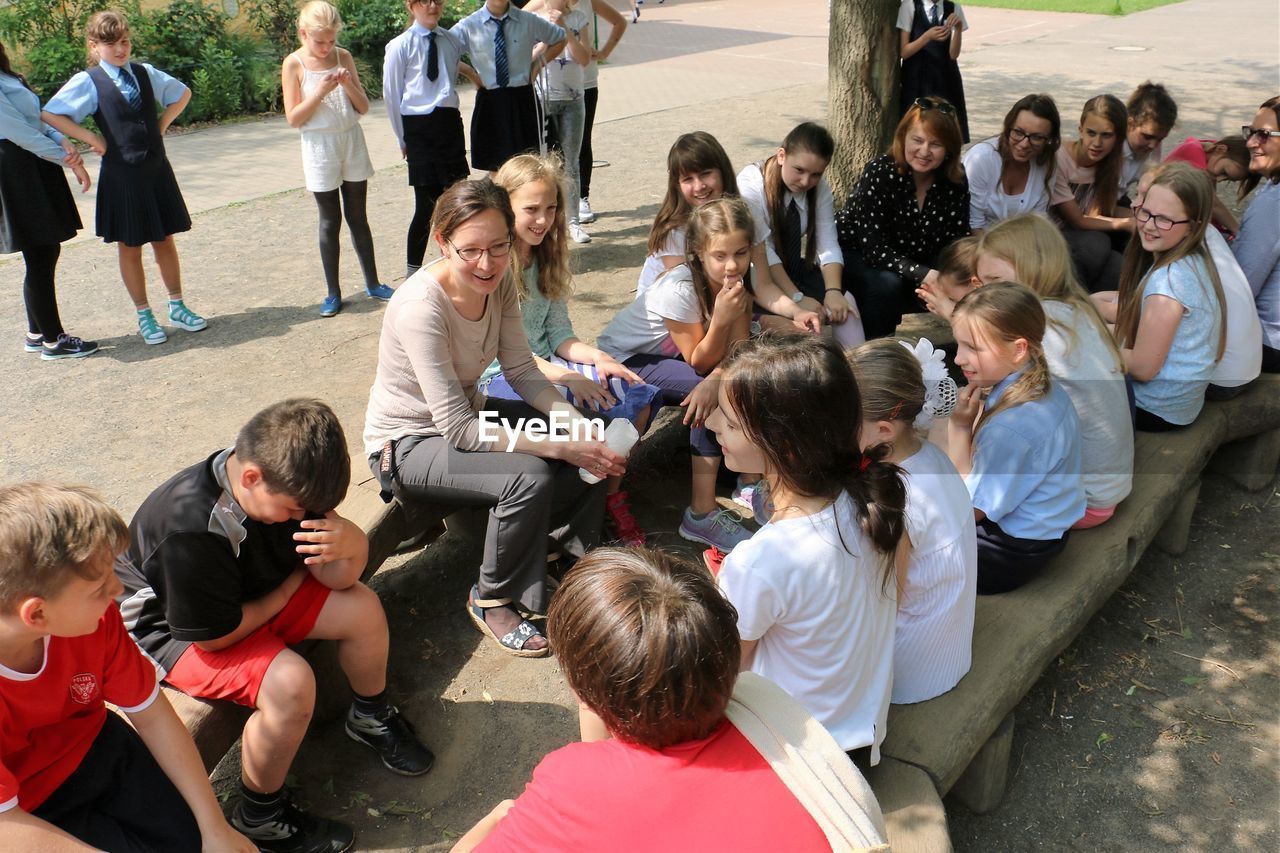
[1180,675,1205,687]
[482,690,494,704]
[1096,732,1114,748]
[1210,752,1222,765]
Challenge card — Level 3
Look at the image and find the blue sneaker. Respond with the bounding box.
[320,295,342,317]
[137,309,167,345]
[679,507,752,552]
[365,283,395,301]
[167,300,207,332]
[41,334,99,361]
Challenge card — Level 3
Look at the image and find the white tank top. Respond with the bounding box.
[297,58,359,133]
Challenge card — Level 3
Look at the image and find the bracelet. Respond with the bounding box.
[824,287,841,293]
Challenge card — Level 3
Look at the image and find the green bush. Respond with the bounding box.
[242,0,298,62]
[186,38,241,121]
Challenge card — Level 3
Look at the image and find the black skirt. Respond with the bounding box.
[403,107,470,188]
[96,152,191,247]
[469,85,539,172]
[900,54,970,144]
[0,140,82,254]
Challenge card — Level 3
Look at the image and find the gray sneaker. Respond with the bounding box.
[679,507,752,552]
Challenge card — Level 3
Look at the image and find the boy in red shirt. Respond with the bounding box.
[0,482,252,852]
[115,398,432,853]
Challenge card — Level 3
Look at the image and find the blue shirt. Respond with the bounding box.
[451,5,565,89]
[0,72,66,163]
[481,261,577,380]
[965,371,1085,541]
[1131,254,1223,425]
[43,62,187,124]
[1233,180,1280,351]
[383,22,465,148]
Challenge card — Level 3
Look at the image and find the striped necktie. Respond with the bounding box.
[117,66,143,111]
[492,16,509,87]
[426,30,438,82]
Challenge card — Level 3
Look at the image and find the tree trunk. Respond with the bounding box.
[827,0,900,203]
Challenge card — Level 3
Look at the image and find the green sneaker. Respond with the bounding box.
[137,309,167,345]
[167,299,208,332]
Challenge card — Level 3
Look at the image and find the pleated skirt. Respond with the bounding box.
[96,153,191,247]
[0,140,81,254]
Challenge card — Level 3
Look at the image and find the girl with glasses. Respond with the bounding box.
[962,93,1061,234]
[1098,163,1227,431]
[896,0,970,143]
[363,179,625,658]
[836,97,971,339]
[1232,95,1280,373]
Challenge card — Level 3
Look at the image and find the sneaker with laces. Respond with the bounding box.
[345,705,434,776]
[604,490,646,546]
[730,479,758,513]
[167,300,208,332]
[578,198,596,224]
[365,282,395,300]
[679,507,752,552]
[41,334,99,361]
[569,223,592,244]
[24,332,42,353]
[137,309,167,345]
[231,797,354,853]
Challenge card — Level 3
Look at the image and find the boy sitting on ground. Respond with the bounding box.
[115,398,432,853]
[0,482,253,852]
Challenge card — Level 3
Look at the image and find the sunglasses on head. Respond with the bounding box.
[914,97,956,117]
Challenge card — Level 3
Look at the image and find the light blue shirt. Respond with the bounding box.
[0,72,66,163]
[1233,180,1280,351]
[383,22,465,148]
[451,5,565,89]
[1131,254,1222,425]
[43,62,187,124]
[966,371,1085,541]
[481,261,576,380]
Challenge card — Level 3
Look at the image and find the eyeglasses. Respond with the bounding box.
[914,97,956,116]
[1242,125,1280,143]
[1008,127,1051,146]
[446,237,512,262]
[1133,205,1192,232]
[415,0,444,6]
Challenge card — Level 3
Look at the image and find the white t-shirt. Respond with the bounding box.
[540,8,589,100]
[1042,301,1133,509]
[962,139,1052,231]
[896,0,969,32]
[636,200,772,296]
[736,163,844,269]
[1205,228,1263,387]
[893,440,977,705]
[718,493,897,761]
[597,264,704,362]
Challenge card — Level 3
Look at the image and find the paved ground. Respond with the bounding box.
[1,1,1276,849]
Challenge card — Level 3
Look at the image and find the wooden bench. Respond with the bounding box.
[868,374,1280,851]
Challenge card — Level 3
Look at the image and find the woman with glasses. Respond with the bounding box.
[1233,96,1280,373]
[962,93,1061,233]
[896,0,970,142]
[363,178,624,657]
[835,96,970,339]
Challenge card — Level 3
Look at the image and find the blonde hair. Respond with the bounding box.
[299,0,342,33]
[976,213,1122,370]
[1116,162,1227,362]
[684,196,755,319]
[952,282,1052,438]
[848,338,926,427]
[494,153,572,301]
[0,483,127,611]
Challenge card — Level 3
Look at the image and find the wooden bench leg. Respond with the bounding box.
[865,756,952,853]
[1154,479,1201,557]
[1211,428,1280,492]
[949,710,1014,815]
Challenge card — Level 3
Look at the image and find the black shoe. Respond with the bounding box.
[23,332,41,353]
[40,334,99,361]
[231,798,354,853]
[345,705,435,776]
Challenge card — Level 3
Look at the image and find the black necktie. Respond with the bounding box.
[784,198,803,284]
[426,31,438,82]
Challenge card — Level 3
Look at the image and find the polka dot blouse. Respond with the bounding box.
[835,154,972,284]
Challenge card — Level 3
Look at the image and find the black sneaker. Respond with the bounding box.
[345,705,434,776]
[230,798,354,853]
[40,334,99,361]
[23,332,42,353]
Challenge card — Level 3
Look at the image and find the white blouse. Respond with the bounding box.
[962,138,1052,231]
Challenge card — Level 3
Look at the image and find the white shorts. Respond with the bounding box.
[299,124,374,193]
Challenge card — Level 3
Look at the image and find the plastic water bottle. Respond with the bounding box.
[580,419,640,483]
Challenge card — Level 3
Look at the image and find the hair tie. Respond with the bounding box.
[900,337,959,429]
[859,454,872,473]
[889,400,905,421]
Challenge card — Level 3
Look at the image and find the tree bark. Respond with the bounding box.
[827,0,900,203]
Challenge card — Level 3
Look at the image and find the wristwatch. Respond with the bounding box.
[791,291,805,304]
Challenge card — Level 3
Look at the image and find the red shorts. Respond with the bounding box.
[164,574,331,708]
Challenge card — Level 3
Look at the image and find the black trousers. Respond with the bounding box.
[975,517,1068,594]
[33,712,201,852]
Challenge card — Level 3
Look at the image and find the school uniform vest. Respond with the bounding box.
[900,1,969,142]
[89,62,164,166]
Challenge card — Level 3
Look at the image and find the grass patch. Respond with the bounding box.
[963,0,1181,15]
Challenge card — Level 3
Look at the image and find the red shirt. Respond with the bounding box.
[477,719,830,852]
[0,605,159,812]
[1164,137,1209,171]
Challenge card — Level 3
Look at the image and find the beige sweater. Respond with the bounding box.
[363,265,551,455]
